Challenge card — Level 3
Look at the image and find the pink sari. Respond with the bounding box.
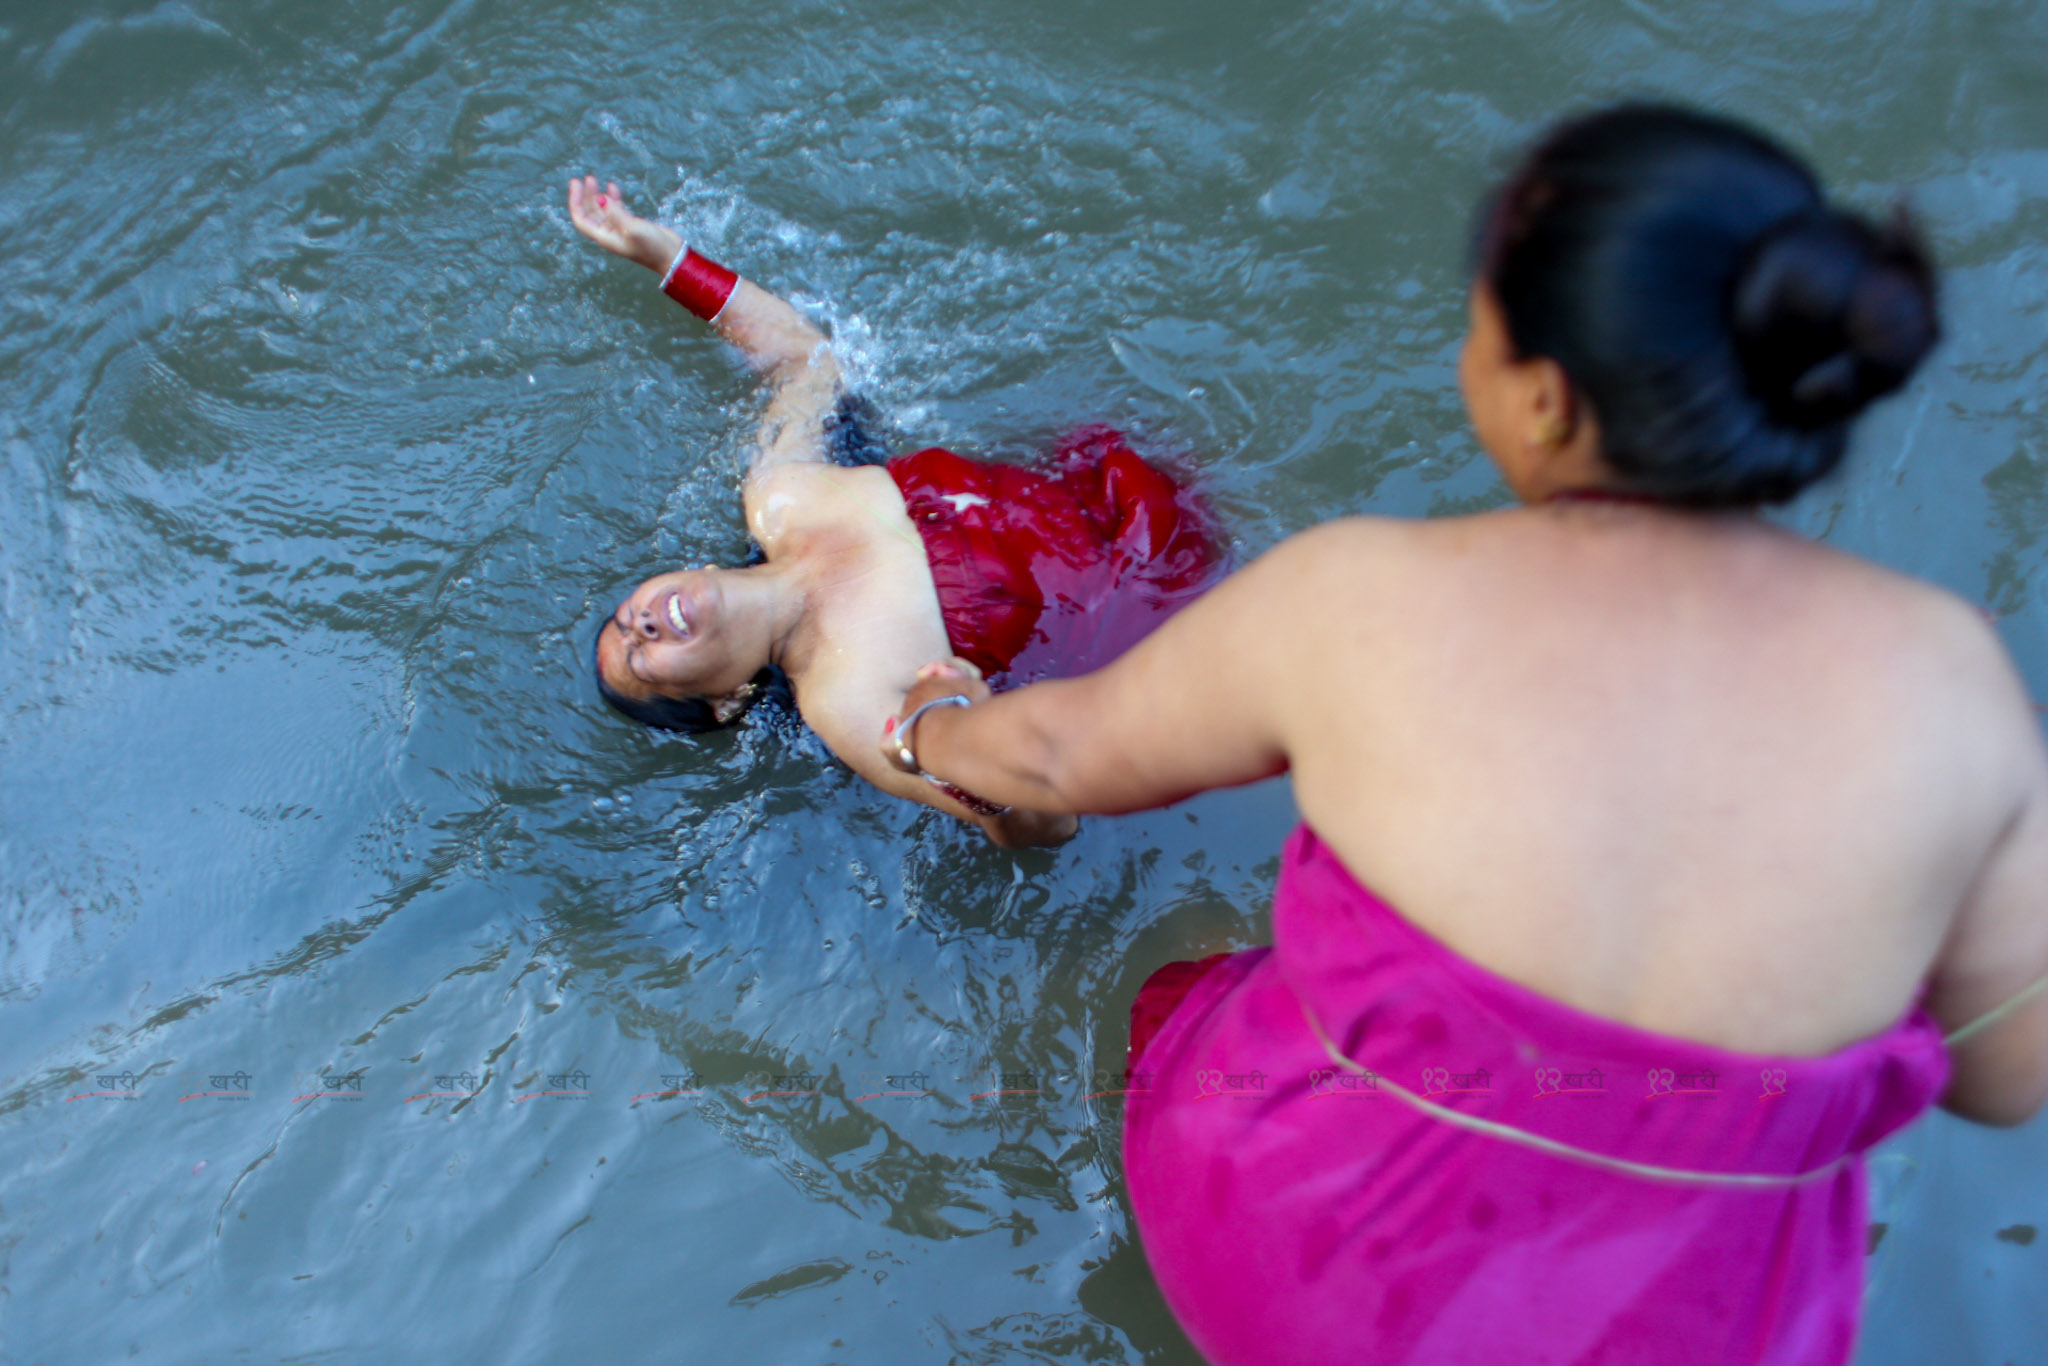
[1125,826,1949,1366]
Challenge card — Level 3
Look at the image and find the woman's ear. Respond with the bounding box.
[1520,358,1608,495]
[1525,356,1578,454]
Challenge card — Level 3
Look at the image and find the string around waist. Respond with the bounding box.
[1295,996,1857,1191]
[1940,972,2048,1045]
[1293,970,2048,1190]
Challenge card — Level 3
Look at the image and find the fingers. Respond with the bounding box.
[568,175,638,258]
[882,662,990,771]
[915,656,985,685]
[567,175,616,221]
[568,175,601,231]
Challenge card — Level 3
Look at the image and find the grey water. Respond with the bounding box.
[2,1,2044,1361]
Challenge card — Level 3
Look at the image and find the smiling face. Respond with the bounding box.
[594,566,763,708]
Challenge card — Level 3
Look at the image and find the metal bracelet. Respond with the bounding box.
[892,693,972,774]
[658,243,689,291]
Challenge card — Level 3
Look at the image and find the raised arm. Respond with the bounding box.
[567,177,841,475]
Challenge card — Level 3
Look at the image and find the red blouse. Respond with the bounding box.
[887,426,1226,684]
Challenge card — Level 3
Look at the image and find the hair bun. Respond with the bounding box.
[1731,206,1939,429]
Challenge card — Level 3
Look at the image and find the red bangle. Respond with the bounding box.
[660,247,739,320]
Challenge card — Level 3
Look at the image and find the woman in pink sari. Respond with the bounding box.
[884,105,2048,1364]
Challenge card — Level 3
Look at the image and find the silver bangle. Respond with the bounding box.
[892,694,971,774]
[658,242,689,291]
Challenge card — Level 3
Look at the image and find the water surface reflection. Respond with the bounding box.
[2,1,2044,1361]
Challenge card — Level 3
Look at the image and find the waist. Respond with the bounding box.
[1262,826,1950,1173]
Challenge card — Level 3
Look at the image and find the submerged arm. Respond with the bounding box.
[809,667,1078,848]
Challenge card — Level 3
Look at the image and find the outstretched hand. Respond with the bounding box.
[566,175,680,273]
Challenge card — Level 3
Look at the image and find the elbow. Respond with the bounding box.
[980,809,1080,849]
[1940,1075,2048,1129]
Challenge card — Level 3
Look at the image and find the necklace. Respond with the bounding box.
[1544,486,1668,507]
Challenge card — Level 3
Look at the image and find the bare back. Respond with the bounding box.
[1283,507,2037,1057]
[901,500,2048,1120]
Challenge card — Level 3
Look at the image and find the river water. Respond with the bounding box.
[2,1,2044,1361]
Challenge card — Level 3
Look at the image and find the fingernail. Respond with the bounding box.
[882,717,896,735]
[597,196,607,208]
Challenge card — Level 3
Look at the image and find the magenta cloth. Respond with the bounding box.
[1124,825,1950,1366]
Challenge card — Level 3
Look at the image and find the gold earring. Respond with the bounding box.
[1535,417,1569,451]
[710,681,759,725]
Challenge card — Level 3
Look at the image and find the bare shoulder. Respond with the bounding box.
[1235,514,1445,586]
[1798,543,2045,795]
[743,458,886,503]
[1813,543,2024,697]
[743,461,905,551]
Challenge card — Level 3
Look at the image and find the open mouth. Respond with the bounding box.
[665,594,691,637]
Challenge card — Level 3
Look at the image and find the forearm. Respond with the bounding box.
[890,540,1315,815]
[621,223,684,275]
[564,179,827,374]
[914,680,1129,816]
[716,279,838,383]
[827,706,1073,843]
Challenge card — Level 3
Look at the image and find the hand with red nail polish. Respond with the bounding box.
[566,174,681,273]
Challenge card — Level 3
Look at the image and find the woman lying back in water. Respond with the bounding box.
[567,176,1225,846]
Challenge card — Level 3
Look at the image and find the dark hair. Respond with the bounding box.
[1476,103,1940,506]
[590,626,784,735]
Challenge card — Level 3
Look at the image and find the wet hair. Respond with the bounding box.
[590,625,787,735]
[589,398,884,737]
[1475,103,1940,506]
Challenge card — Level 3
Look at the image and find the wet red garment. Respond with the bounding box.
[887,426,1226,683]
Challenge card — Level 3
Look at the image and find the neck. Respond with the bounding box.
[1543,485,1670,508]
[725,560,811,674]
